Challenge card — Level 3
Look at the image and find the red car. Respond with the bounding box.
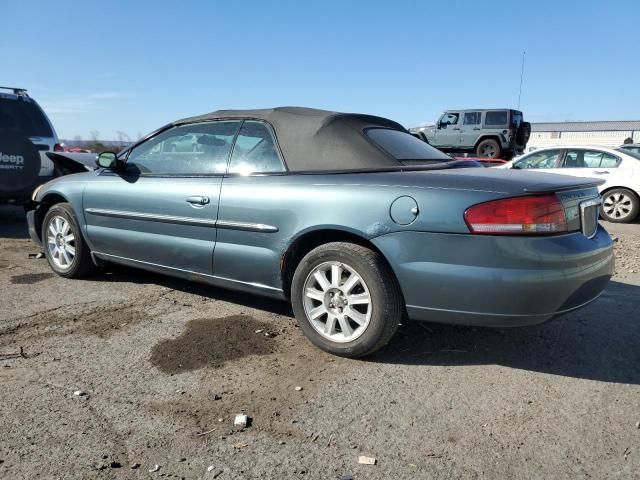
[454,156,507,167]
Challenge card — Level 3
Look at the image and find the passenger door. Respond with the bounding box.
[214,120,288,291]
[83,120,242,274]
[459,111,482,148]
[559,149,621,188]
[434,112,461,147]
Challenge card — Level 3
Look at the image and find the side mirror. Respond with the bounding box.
[436,121,442,129]
[97,151,118,169]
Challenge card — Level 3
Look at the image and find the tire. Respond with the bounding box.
[476,139,501,158]
[290,242,403,358]
[600,188,639,223]
[42,203,94,278]
[0,133,41,194]
[516,121,531,145]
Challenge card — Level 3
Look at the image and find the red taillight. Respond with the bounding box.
[53,143,65,152]
[464,194,567,235]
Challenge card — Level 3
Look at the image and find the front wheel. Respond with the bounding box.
[42,203,94,278]
[601,188,639,223]
[291,242,403,358]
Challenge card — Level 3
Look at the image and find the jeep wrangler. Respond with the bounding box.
[411,109,531,160]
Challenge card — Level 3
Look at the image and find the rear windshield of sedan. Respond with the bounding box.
[366,128,452,164]
[616,147,640,160]
[0,98,53,137]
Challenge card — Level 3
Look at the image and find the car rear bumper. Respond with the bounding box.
[372,226,614,327]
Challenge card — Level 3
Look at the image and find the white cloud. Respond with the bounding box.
[39,97,94,117]
[90,91,129,100]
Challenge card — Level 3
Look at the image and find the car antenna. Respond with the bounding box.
[517,51,525,110]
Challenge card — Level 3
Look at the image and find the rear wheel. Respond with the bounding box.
[476,139,501,158]
[43,203,94,278]
[291,242,403,358]
[601,188,639,223]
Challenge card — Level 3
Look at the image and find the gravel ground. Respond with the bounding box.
[0,205,639,479]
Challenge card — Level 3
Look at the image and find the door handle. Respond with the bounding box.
[473,128,481,130]
[452,127,460,130]
[186,195,210,205]
[594,170,610,175]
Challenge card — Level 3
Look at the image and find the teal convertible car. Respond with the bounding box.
[27,107,614,357]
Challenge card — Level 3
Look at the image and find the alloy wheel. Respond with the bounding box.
[46,215,76,270]
[603,192,633,220]
[302,261,372,343]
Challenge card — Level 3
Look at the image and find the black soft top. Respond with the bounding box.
[173,107,407,172]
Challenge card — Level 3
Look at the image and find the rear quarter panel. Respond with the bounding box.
[214,172,509,290]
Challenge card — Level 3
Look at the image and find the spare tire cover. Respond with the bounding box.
[0,133,41,192]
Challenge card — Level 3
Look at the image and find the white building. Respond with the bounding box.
[527,120,640,152]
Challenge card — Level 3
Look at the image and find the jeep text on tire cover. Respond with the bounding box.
[0,153,25,168]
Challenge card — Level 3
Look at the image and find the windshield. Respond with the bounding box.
[366,128,453,165]
[0,98,53,137]
[616,147,640,160]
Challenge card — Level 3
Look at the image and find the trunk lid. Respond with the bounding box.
[375,168,604,195]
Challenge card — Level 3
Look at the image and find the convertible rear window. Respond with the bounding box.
[366,128,451,163]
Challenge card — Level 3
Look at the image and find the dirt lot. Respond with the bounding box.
[0,205,638,479]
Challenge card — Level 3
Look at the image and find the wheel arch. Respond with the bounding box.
[33,192,70,242]
[600,185,640,199]
[280,228,395,299]
[473,134,502,150]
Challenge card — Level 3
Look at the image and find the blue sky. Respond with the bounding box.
[2,0,638,140]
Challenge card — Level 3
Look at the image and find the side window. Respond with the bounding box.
[126,121,241,175]
[463,112,481,125]
[514,149,561,169]
[439,113,459,129]
[600,153,620,168]
[562,150,617,168]
[583,150,603,168]
[228,121,285,174]
[484,111,508,127]
[563,150,588,168]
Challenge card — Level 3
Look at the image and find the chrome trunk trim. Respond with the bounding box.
[579,197,601,240]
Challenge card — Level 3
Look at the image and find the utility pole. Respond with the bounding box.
[517,51,526,110]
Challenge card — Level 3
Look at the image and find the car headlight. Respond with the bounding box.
[31,184,43,201]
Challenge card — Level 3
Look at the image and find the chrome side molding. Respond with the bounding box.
[85,208,278,232]
[216,220,279,233]
[85,208,217,227]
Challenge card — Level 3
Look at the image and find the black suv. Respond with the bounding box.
[0,86,61,204]
[410,109,531,159]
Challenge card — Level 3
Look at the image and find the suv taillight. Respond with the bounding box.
[53,143,65,152]
[464,194,567,235]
